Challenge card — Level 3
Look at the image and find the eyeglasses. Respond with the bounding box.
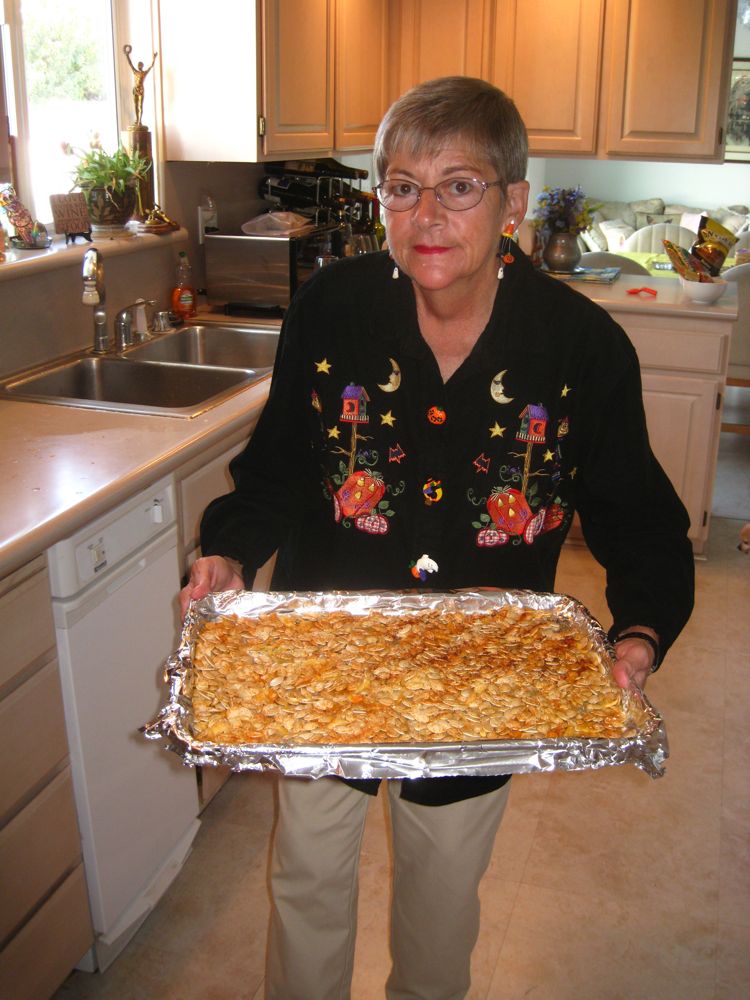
[373,177,502,212]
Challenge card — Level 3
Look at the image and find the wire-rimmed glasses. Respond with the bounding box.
[373,177,502,212]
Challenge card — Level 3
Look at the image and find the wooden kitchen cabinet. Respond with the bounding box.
[0,557,92,1000]
[335,0,391,149]
[599,0,735,160]
[261,0,335,154]
[488,0,733,161]
[160,0,390,161]
[489,0,605,156]
[390,0,489,96]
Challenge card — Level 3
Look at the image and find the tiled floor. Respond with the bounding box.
[53,511,750,1000]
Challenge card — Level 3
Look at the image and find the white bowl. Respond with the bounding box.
[678,276,727,304]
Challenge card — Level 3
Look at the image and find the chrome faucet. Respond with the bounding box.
[82,248,108,354]
[114,299,156,352]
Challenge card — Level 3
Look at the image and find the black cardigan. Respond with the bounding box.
[201,248,694,805]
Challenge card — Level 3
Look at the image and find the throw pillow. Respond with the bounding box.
[649,213,682,226]
[679,212,704,234]
[599,219,635,251]
[581,227,604,252]
[665,203,706,216]
[714,208,749,234]
[629,198,664,220]
[582,210,607,252]
[598,200,637,227]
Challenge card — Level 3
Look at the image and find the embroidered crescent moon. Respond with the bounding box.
[490,369,513,404]
[378,357,402,393]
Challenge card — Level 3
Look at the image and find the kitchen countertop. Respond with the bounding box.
[555,271,738,319]
[0,361,271,579]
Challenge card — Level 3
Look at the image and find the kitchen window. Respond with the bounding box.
[1,0,158,228]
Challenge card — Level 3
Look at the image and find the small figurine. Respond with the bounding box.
[0,184,49,247]
[123,45,158,128]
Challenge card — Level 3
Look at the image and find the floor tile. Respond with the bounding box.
[716,921,750,1000]
[486,882,718,1000]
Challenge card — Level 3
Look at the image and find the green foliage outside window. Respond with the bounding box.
[22,0,107,103]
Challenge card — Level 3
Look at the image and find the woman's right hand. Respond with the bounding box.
[179,555,244,618]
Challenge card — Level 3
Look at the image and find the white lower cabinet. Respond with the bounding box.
[0,558,92,1000]
[641,372,720,545]
[606,306,731,555]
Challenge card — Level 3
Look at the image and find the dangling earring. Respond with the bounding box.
[392,262,399,279]
[497,219,516,280]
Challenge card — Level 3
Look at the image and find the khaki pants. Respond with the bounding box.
[266,777,510,1000]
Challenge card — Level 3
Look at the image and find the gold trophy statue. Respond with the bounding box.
[122,44,158,219]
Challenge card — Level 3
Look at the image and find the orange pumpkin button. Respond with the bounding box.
[427,406,446,425]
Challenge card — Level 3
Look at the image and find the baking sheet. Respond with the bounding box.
[143,589,668,779]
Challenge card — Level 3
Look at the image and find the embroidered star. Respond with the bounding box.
[327,426,341,439]
[489,422,506,438]
[561,384,571,397]
[380,410,396,427]
[315,358,332,374]
[543,449,555,462]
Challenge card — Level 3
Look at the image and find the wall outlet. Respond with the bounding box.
[197,205,219,244]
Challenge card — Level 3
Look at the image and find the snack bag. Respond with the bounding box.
[690,216,736,276]
[663,239,713,282]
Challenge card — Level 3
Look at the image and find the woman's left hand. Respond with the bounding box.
[611,634,657,690]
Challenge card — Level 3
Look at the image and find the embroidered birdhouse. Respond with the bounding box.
[517,404,548,443]
[341,384,370,423]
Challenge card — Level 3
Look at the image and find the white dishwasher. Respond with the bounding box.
[47,473,200,973]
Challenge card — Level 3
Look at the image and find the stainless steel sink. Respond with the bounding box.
[0,355,267,418]
[124,324,280,370]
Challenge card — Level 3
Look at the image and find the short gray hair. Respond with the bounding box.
[373,76,528,192]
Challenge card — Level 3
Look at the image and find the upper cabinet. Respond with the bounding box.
[159,0,389,161]
[335,0,391,149]
[488,0,735,161]
[159,0,735,163]
[261,0,335,154]
[598,0,735,160]
[489,0,605,157]
[391,0,489,93]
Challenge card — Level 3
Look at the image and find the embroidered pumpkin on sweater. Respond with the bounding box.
[355,513,389,534]
[337,471,385,518]
[487,488,532,535]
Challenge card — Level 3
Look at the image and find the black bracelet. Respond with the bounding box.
[613,630,661,672]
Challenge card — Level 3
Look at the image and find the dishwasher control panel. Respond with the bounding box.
[47,474,177,598]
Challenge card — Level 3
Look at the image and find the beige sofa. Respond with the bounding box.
[579,198,750,253]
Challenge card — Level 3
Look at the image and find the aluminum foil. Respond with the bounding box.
[143,589,668,779]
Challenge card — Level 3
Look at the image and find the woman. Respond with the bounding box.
[181,77,694,999]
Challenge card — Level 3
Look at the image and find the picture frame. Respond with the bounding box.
[726,58,750,162]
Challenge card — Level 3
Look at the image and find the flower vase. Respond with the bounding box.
[543,232,581,273]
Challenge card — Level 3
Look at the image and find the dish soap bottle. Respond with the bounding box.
[171,250,197,319]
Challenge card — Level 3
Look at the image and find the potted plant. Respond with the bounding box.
[532,186,598,272]
[64,138,151,234]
